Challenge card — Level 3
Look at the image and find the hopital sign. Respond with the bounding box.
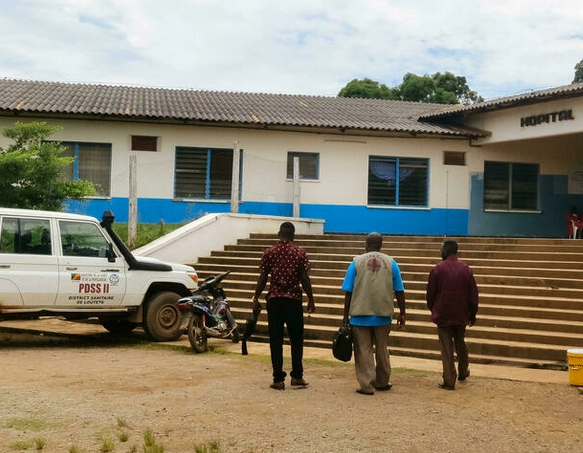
[520,109,574,127]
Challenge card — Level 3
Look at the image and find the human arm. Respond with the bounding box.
[340,262,355,323]
[426,268,437,311]
[468,271,479,327]
[392,260,406,325]
[342,292,352,324]
[395,291,406,326]
[300,268,315,313]
[252,270,268,312]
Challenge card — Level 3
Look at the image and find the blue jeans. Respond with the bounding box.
[267,297,304,382]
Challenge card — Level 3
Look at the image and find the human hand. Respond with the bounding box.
[252,298,262,313]
[307,300,315,313]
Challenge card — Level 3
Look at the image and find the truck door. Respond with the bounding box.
[0,216,58,306]
[56,219,127,307]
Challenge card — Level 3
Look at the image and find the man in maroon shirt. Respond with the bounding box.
[426,240,479,390]
[253,222,315,390]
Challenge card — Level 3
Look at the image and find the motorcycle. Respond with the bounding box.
[176,270,239,353]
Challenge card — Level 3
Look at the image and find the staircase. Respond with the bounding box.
[190,234,583,368]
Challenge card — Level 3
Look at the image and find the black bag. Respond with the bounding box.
[332,324,353,362]
[242,305,261,356]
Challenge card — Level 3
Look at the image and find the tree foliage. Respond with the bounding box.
[338,78,399,100]
[338,71,483,105]
[0,121,96,211]
[573,59,583,83]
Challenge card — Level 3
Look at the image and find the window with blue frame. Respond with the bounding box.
[61,142,112,197]
[368,156,428,206]
[484,161,539,211]
[174,147,237,200]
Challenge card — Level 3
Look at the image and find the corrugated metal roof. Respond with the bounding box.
[0,78,484,137]
[419,82,583,119]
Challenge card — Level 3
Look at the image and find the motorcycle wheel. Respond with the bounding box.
[231,327,240,344]
[187,314,207,353]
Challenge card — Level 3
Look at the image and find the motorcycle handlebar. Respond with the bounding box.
[198,270,231,292]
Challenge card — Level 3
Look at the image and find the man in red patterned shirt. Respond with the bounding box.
[253,222,315,390]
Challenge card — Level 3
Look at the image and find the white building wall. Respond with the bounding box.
[0,117,475,211]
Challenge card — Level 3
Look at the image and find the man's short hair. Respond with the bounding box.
[279,222,295,238]
[442,240,458,255]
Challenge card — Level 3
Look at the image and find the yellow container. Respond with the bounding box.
[567,349,583,386]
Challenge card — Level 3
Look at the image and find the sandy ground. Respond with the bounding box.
[0,319,582,453]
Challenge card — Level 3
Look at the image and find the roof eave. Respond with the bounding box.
[0,109,482,139]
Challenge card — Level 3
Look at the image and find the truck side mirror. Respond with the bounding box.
[106,243,116,263]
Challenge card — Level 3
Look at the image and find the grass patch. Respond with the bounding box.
[111,222,185,250]
[4,416,56,431]
[9,437,46,450]
[193,440,222,453]
[143,428,165,453]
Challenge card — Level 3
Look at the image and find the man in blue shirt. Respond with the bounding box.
[342,232,406,395]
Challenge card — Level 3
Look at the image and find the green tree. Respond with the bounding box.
[0,121,96,211]
[431,71,483,105]
[338,71,483,105]
[573,59,583,83]
[338,78,399,100]
[398,73,437,102]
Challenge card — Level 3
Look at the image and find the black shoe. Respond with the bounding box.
[374,382,393,391]
[458,371,470,381]
[438,383,455,391]
[356,388,374,395]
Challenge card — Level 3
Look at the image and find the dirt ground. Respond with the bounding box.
[0,319,582,453]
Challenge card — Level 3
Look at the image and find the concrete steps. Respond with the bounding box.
[190,234,583,368]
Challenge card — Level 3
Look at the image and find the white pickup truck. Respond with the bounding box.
[0,208,198,341]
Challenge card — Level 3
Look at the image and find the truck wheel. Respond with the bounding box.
[100,319,136,335]
[144,291,182,341]
[187,314,207,353]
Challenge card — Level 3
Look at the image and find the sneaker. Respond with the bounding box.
[270,381,285,390]
[438,383,455,391]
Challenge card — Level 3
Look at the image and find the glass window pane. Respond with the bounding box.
[0,218,18,253]
[484,162,510,209]
[59,142,111,197]
[209,149,233,199]
[175,148,208,198]
[399,158,428,206]
[60,221,109,257]
[368,157,397,205]
[61,143,75,180]
[78,143,111,196]
[368,156,427,206]
[286,152,319,180]
[174,147,233,200]
[511,163,538,210]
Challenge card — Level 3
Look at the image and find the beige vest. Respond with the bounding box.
[349,252,395,317]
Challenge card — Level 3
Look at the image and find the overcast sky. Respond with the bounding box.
[1,0,582,100]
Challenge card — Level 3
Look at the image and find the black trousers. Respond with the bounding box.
[267,297,304,382]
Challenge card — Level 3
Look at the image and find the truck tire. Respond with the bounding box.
[143,291,183,341]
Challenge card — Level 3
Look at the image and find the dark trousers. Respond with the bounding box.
[267,297,304,382]
[437,325,469,388]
